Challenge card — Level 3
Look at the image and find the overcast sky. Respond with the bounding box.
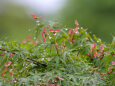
[8,0,66,14]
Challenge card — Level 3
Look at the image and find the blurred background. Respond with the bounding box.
[0,0,115,42]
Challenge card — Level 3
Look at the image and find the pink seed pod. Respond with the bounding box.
[31,14,42,19]
[97,52,102,57]
[88,53,90,55]
[4,61,12,67]
[55,76,64,81]
[100,44,104,50]
[112,61,115,65]
[94,52,97,58]
[61,40,65,48]
[75,20,79,26]
[55,29,61,32]
[94,43,96,49]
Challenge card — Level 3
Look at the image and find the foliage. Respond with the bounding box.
[0,14,115,86]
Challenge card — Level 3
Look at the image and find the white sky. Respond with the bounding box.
[9,0,66,14]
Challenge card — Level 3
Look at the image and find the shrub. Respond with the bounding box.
[0,14,114,86]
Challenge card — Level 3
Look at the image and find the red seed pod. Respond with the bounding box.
[61,40,65,48]
[31,14,42,19]
[42,28,46,43]
[49,29,61,34]
[0,53,3,56]
[1,72,5,77]
[1,48,6,51]
[9,72,13,76]
[94,43,96,49]
[27,36,31,41]
[94,52,97,58]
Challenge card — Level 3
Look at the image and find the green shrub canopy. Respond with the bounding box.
[0,14,115,86]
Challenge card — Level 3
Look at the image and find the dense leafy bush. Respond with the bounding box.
[0,14,115,86]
